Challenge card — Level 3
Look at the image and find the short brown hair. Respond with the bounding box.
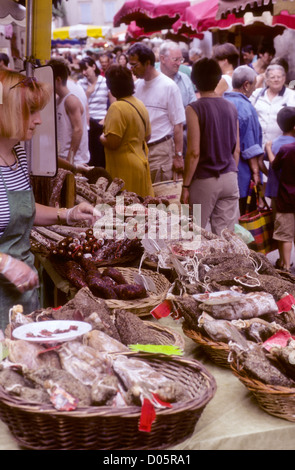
[213,43,239,68]
[0,70,51,139]
[191,58,222,92]
[105,64,134,99]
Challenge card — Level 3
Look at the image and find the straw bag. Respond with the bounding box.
[238,182,277,255]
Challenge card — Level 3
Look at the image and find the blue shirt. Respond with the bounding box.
[225,91,263,198]
[173,71,196,108]
[265,135,295,198]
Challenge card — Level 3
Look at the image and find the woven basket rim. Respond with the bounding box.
[230,360,295,395]
[142,320,185,351]
[182,324,230,351]
[98,266,171,311]
[0,354,216,418]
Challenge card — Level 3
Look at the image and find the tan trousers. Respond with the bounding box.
[148,138,175,184]
[189,172,239,236]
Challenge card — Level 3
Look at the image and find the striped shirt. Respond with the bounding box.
[78,75,109,121]
[0,144,31,237]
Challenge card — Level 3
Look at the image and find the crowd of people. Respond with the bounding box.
[1,38,295,328]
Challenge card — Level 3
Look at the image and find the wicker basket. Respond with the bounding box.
[230,360,295,422]
[152,179,183,206]
[0,354,216,450]
[182,324,230,368]
[98,267,171,317]
[142,321,185,351]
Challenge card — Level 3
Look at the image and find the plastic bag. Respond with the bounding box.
[234,223,254,244]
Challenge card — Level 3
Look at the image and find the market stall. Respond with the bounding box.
[1,169,295,450]
[2,315,295,451]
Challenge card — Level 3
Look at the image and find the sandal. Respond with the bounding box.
[275,259,293,270]
[280,267,291,273]
[275,259,282,269]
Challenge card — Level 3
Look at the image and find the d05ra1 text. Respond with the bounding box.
[147,455,190,465]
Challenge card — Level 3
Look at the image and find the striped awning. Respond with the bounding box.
[52,24,112,40]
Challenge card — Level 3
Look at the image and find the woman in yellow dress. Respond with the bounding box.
[100,64,154,197]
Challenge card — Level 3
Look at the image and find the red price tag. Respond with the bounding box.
[263,330,293,351]
[277,294,295,313]
[150,300,173,319]
[139,398,156,432]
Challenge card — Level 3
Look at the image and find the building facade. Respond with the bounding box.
[61,0,125,31]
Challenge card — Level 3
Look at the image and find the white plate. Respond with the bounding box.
[193,290,244,305]
[12,320,92,343]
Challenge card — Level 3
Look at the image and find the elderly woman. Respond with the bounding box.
[0,70,95,329]
[181,58,240,235]
[78,57,114,168]
[250,64,295,148]
[100,64,154,197]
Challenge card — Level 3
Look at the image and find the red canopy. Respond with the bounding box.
[125,20,203,42]
[172,0,244,35]
[173,0,295,34]
[272,8,295,28]
[125,21,156,40]
[113,0,191,29]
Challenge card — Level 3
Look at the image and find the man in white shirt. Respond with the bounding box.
[127,43,185,183]
[48,58,90,167]
[159,41,196,108]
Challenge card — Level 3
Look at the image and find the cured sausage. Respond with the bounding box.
[101,267,127,285]
[86,274,118,299]
[64,261,87,289]
[113,284,147,300]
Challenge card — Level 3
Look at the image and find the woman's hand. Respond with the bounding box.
[74,163,95,175]
[180,187,190,205]
[0,254,39,293]
[66,202,96,225]
[172,155,184,175]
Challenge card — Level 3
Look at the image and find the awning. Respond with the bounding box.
[126,21,156,39]
[271,8,295,25]
[52,24,112,40]
[217,0,295,19]
[173,0,294,36]
[0,0,26,26]
[124,20,203,42]
[217,0,275,19]
[173,0,244,35]
[113,0,191,30]
[273,0,295,14]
